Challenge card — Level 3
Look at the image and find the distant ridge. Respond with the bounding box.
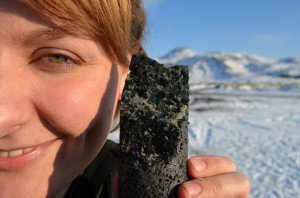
[158,47,199,65]
[156,47,300,84]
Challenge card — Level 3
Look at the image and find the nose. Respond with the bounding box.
[0,56,33,136]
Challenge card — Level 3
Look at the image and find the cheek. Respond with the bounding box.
[33,71,119,138]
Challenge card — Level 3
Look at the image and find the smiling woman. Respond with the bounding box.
[0,1,142,197]
[0,1,249,198]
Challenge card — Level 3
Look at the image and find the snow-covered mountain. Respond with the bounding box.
[157,47,300,86]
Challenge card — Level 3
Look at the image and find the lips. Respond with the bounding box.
[0,139,58,171]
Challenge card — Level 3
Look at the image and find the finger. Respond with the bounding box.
[178,172,250,198]
[188,156,236,178]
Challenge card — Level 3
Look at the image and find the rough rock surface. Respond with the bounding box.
[119,54,189,198]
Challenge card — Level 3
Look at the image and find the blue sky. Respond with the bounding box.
[143,0,300,59]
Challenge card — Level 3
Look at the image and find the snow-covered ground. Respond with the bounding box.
[109,48,300,197]
[189,90,300,198]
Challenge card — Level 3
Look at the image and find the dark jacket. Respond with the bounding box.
[65,140,120,198]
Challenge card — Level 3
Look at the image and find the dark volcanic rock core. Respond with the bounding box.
[119,54,189,198]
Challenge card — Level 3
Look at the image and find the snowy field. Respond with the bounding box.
[109,48,300,197]
[189,88,300,198]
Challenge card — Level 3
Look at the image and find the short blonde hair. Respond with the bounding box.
[22,0,147,66]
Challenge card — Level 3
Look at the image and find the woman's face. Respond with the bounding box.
[0,1,128,197]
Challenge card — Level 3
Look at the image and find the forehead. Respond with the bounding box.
[0,1,54,28]
[0,1,89,40]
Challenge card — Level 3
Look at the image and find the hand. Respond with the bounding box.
[178,156,250,198]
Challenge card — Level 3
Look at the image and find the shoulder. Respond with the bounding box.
[65,140,120,198]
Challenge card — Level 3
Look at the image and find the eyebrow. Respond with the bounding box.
[20,28,75,45]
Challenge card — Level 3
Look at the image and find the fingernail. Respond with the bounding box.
[190,157,206,173]
[183,182,202,196]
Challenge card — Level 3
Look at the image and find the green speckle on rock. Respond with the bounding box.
[119,54,189,198]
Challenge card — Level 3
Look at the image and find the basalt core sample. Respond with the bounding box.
[119,54,189,198]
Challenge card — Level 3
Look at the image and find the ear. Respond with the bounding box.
[118,68,129,100]
[117,55,131,100]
